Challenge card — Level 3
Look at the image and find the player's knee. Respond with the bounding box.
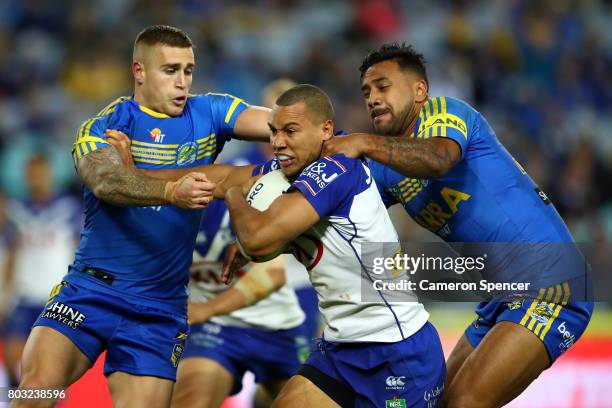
[444,388,490,408]
[170,384,199,408]
[171,377,215,408]
[11,373,58,408]
[18,370,56,390]
[271,393,291,408]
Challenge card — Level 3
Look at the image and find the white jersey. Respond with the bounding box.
[8,195,81,303]
[258,155,429,343]
[284,254,312,290]
[0,217,18,309]
[189,198,305,330]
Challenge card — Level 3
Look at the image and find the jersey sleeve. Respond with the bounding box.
[205,93,250,143]
[66,197,84,238]
[251,159,281,176]
[288,155,354,218]
[72,98,134,166]
[415,96,472,160]
[71,115,112,166]
[367,160,398,208]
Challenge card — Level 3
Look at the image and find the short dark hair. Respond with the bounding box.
[359,42,428,84]
[135,25,193,49]
[275,84,334,123]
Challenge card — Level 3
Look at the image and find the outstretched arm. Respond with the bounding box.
[226,187,320,258]
[232,106,272,142]
[188,256,286,324]
[140,164,256,199]
[322,133,461,178]
[77,146,212,209]
[104,129,256,199]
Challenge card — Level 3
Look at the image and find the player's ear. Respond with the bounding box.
[414,79,428,103]
[133,61,145,85]
[321,119,334,142]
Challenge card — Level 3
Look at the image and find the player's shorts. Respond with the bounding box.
[33,280,189,381]
[295,286,320,339]
[3,299,44,339]
[299,321,445,408]
[182,321,308,394]
[465,296,593,364]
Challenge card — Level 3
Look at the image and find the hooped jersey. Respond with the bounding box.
[370,96,574,244]
[69,94,248,314]
[255,155,429,343]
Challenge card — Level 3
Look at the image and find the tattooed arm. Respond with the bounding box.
[322,134,461,178]
[363,134,461,178]
[104,130,256,199]
[77,146,213,209]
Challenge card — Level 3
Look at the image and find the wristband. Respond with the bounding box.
[234,260,280,305]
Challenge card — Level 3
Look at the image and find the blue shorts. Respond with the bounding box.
[465,296,593,364]
[183,321,308,394]
[295,286,320,340]
[3,299,44,339]
[303,322,445,408]
[33,280,190,381]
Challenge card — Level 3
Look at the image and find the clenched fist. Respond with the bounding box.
[165,172,215,209]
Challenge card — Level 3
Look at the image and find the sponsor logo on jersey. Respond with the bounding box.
[530,302,555,324]
[45,281,67,306]
[202,322,222,335]
[174,331,188,340]
[414,187,471,233]
[424,385,444,408]
[535,187,551,205]
[298,158,346,196]
[386,376,406,390]
[149,128,165,143]
[386,397,406,408]
[295,335,310,364]
[557,321,576,353]
[177,142,198,165]
[42,301,86,330]
[507,295,525,310]
[439,224,451,238]
[418,113,468,139]
[170,343,184,368]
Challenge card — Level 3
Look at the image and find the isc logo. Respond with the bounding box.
[386,376,406,388]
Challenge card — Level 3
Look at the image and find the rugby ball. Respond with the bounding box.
[236,170,291,262]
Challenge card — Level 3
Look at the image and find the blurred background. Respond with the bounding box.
[0,0,610,407]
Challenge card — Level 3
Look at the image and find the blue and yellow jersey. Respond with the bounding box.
[69,93,248,315]
[370,96,573,243]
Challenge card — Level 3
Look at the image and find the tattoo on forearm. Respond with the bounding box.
[78,147,166,206]
[381,137,457,178]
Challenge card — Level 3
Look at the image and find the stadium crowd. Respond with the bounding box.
[0,0,610,243]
